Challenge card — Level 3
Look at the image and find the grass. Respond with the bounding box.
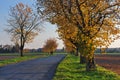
[53,54,120,80]
[0,52,44,56]
[0,53,48,67]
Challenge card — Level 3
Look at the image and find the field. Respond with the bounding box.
[95,54,120,75]
[0,53,18,61]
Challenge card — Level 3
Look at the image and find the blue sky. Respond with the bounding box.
[0,0,120,49]
[0,0,64,49]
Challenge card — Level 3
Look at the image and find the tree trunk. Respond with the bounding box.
[50,51,53,55]
[20,46,24,57]
[75,48,79,56]
[80,54,86,64]
[86,56,96,71]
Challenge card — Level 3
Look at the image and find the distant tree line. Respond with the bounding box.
[0,44,19,53]
[0,44,64,53]
[95,48,120,53]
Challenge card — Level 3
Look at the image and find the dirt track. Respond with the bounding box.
[95,54,120,75]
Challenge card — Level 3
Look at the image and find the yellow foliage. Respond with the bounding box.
[42,38,58,53]
[37,0,120,59]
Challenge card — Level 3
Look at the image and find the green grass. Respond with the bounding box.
[0,52,44,56]
[0,54,48,66]
[53,55,120,80]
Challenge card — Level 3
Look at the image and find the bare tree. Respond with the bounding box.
[6,3,41,56]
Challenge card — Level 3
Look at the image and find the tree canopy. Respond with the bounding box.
[37,0,120,71]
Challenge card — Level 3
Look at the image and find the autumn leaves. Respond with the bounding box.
[37,0,120,71]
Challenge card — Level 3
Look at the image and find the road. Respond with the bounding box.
[0,54,66,80]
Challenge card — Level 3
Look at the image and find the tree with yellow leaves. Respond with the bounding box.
[6,3,41,56]
[63,39,76,54]
[37,0,120,71]
[42,38,58,54]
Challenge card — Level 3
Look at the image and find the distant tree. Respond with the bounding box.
[14,43,20,53]
[11,43,19,53]
[42,38,58,54]
[23,48,30,53]
[6,3,41,56]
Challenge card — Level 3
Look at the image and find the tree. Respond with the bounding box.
[57,23,78,54]
[6,3,41,56]
[37,0,120,71]
[42,38,58,54]
[64,39,76,54]
[58,24,86,62]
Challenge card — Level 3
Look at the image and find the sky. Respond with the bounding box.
[0,0,64,49]
[0,0,120,49]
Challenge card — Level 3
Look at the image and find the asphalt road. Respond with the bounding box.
[0,54,66,80]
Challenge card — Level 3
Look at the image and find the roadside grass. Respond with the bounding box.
[54,54,120,80]
[0,53,48,66]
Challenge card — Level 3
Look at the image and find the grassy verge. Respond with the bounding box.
[0,52,44,56]
[0,54,48,67]
[54,54,120,80]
